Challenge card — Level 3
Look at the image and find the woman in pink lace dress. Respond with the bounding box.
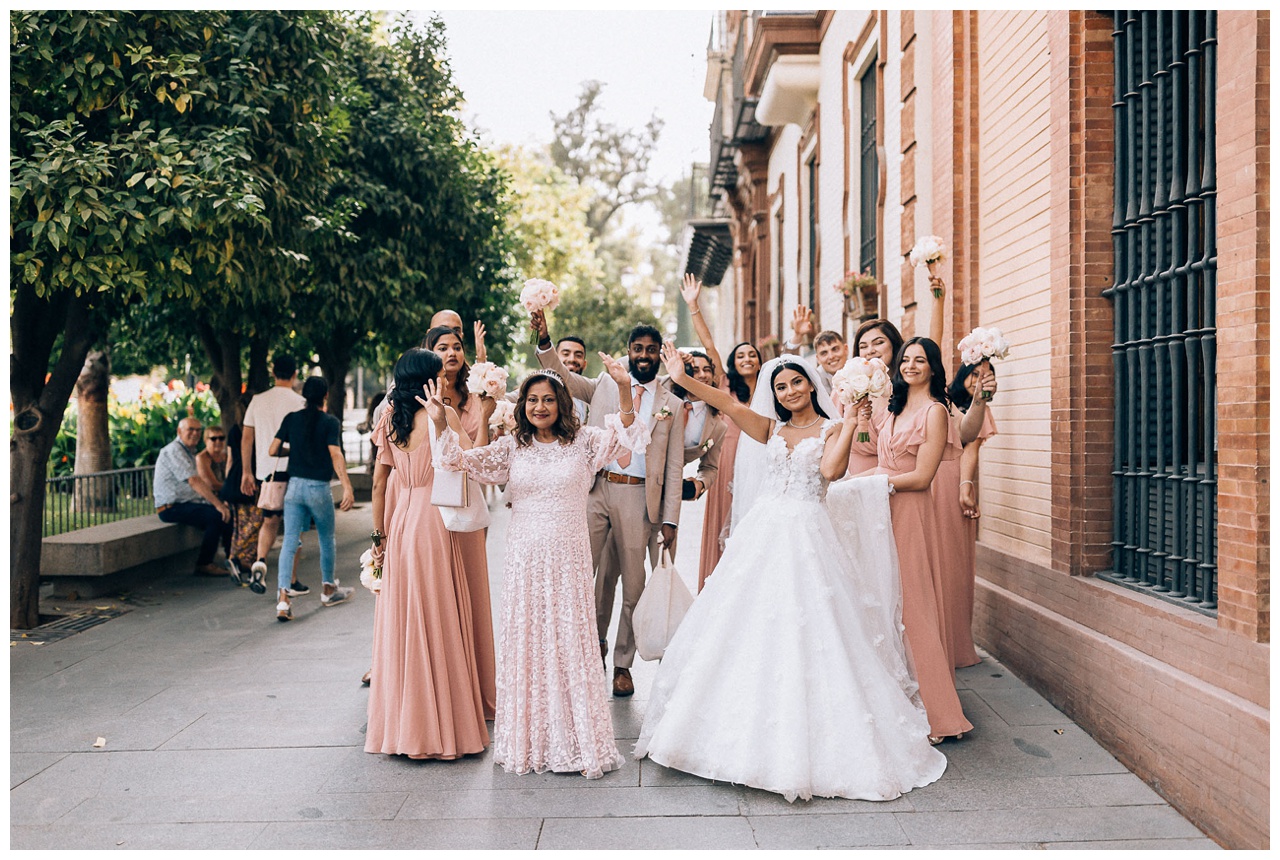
[430,358,650,779]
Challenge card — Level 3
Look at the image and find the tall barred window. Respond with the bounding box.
[858,65,878,279]
[1101,11,1217,614]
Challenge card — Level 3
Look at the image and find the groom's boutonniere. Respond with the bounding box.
[700,437,715,453]
[654,406,674,421]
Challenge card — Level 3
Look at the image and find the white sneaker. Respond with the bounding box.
[275,599,292,622]
[321,586,355,607]
[249,560,268,594]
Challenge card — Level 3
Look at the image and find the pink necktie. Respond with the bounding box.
[616,383,644,468]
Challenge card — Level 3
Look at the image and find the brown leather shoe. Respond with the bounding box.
[612,668,634,697]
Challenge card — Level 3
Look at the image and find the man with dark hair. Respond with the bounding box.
[240,355,305,595]
[531,310,685,697]
[556,335,590,422]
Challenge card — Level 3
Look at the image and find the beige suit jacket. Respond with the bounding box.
[537,348,686,526]
[681,408,727,490]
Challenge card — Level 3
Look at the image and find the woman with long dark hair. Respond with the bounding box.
[846,318,907,476]
[678,274,765,589]
[854,336,972,743]
[365,348,489,760]
[430,356,648,778]
[636,342,946,801]
[421,324,497,718]
[268,376,355,621]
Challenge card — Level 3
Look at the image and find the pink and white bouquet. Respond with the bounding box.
[488,398,517,433]
[467,361,509,399]
[831,355,891,441]
[520,278,561,314]
[908,235,948,296]
[956,326,1011,401]
[359,548,382,595]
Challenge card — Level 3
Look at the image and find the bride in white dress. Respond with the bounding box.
[635,344,946,802]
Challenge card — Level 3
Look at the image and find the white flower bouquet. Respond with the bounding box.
[520,278,561,314]
[908,235,948,297]
[956,326,1011,401]
[831,355,891,441]
[467,361,509,399]
[359,548,382,594]
[488,398,517,433]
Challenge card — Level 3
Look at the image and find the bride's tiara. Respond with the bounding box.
[532,369,565,386]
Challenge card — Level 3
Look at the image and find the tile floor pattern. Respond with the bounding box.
[10,493,1219,850]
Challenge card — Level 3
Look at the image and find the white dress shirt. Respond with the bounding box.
[683,400,708,448]
[607,375,657,478]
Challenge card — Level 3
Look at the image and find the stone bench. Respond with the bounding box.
[41,515,204,598]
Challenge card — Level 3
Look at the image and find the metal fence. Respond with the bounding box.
[44,466,157,537]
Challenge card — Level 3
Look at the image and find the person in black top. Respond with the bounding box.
[268,376,355,621]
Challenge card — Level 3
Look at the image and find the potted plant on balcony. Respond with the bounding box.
[836,269,879,320]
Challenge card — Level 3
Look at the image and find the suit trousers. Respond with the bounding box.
[589,476,656,669]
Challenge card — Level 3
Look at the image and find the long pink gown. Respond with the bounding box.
[877,403,973,738]
[698,419,740,591]
[454,398,497,719]
[436,416,650,778]
[939,407,998,669]
[365,414,488,759]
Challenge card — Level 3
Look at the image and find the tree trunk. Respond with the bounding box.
[195,320,243,428]
[318,347,351,426]
[11,286,95,629]
[72,349,114,513]
[248,335,270,395]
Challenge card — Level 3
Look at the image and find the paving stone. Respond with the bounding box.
[157,706,369,750]
[638,757,720,787]
[11,712,197,754]
[939,724,1129,780]
[11,822,269,850]
[1046,837,1223,849]
[903,773,1165,812]
[57,791,407,824]
[251,817,542,850]
[537,814,757,849]
[747,811,909,848]
[10,752,68,789]
[971,686,1071,727]
[124,678,367,717]
[739,786,914,816]
[894,804,1208,845]
[398,784,744,820]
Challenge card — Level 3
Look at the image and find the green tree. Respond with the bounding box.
[9,11,344,628]
[549,80,663,240]
[290,14,516,421]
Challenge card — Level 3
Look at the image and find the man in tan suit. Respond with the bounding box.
[532,310,685,697]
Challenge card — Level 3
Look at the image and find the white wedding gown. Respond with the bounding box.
[635,420,946,802]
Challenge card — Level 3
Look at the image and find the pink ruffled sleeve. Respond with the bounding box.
[372,411,395,468]
[978,406,998,441]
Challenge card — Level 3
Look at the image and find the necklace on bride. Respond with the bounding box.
[787,415,822,430]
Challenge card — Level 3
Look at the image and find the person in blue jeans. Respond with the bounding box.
[268,376,356,621]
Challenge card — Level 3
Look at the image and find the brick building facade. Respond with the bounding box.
[688,10,1268,848]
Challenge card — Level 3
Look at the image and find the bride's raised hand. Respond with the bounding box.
[680,273,702,310]
[660,340,688,382]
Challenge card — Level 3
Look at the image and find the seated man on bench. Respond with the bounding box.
[154,417,233,577]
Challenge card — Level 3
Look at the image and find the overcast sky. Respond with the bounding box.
[425,10,718,185]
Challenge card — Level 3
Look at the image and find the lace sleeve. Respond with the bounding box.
[583,413,652,474]
[434,428,514,485]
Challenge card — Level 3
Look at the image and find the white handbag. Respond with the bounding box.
[632,548,694,661]
[428,422,491,533]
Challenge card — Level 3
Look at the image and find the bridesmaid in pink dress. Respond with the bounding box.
[366,348,488,760]
[847,319,905,475]
[940,362,999,668]
[432,359,649,778]
[425,325,497,720]
[682,273,762,591]
[860,336,972,742]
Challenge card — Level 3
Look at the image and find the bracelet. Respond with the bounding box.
[960,480,975,487]
[887,482,896,495]
[618,406,635,416]
[370,530,384,546]
[689,308,701,315]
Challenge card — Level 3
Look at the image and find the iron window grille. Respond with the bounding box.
[858,64,878,280]
[1100,11,1218,615]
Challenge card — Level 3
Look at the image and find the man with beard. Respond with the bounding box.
[532,310,685,697]
[556,335,590,423]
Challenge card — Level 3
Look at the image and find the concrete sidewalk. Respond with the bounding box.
[10,493,1218,850]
